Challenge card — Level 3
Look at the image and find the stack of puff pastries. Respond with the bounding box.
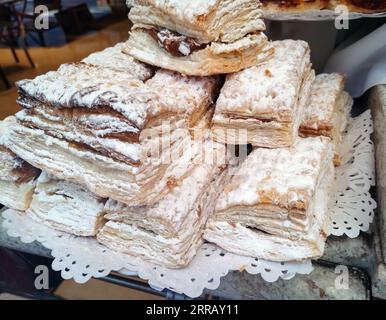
[0,0,354,269]
[260,0,386,14]
[0,118,40,211]
[0,40,232,268]
[125,0,273,76]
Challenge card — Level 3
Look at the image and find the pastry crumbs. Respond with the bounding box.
[166,177,178,189]
[264,69,272,77]
[320,230,327,238]
[196,205,202,217]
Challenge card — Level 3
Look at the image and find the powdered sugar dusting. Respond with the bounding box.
[178,42,191,56]
[16,63,158,130]
[27,173,106,236]
[215,40,311,121]
[216,137,333,211]
[82,42,153,81]
[105,141,226,233]
[16,109,141,163]
[147,69,218,116]
[129,0,219,19]
[301,73,345,129]
[17,62,218,131]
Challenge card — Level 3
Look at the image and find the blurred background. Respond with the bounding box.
[0,1,385,300]
[0,0,130,118]
[0,1,385,120]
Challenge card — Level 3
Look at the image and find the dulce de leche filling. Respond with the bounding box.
[12,157,41,184]
[348,0,386,10]
[0,145,40,183]
[146,28,206,57]
[260,0,321,8]
[260,0,386,11]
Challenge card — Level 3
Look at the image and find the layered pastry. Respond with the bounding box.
[300,73,353,166]
[27,172,106,236]
[5,61,220,206]
[212,40,314,147]
[97,140,229,268]
[124,0,272,76]
[0,118,40,211]
[204,137,335,262]
[82,41,154,81]
[331,0,386,13]
[261,0,386,13]
[261,0,329,12]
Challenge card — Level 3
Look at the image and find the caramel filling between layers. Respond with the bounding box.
[12,164,41,184]
[347,0,386,11]
[260,0,386,11]
[19,99,142,143]
[0,146,41,183]
[20,120,141,167]
[146,28,207,57]
[260,0,326,8]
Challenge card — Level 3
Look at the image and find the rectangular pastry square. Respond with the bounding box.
[0,146,40,211]
[0,118,40,211]
[7,59,219,206]
[330,1,386,13]
[125,0,273,75]
[82,41,154,81]
[97,140,230,268]
[261,1,386,13]
[204,136,335,262]
[128,0,266,43]
[261,0,329,13]
[300,73,353,165]
[212,40,315,147]
[27,172,106,236]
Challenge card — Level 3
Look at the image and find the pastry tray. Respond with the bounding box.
[1,110,376,298]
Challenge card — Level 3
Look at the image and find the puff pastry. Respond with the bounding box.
[0,118,40,211]
[27,172,106,236]
[331,0,386,13]
[82,41,154,81]
[212,40,314,147]
[9,61,219,206]
[97,140,230,268]
[261,0,329,13]
[125,0,272,75]
[300,73,353,166]
[261,0,386,13]
[204,136,335,262]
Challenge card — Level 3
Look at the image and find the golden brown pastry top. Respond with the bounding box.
[261,0,328,9]
[214,40,311,122]
[261,0,386,12]
[0,145,40,183]
[301,73,345,131]
[129,0,266,43]
[82,41,154,80]
[215,136,333,215]
[16,63,219,134]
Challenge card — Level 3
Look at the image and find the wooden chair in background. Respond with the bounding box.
[0,2,35,89]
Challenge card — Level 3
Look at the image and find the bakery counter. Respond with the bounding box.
[0,212,372,300]
[1,85,385,300]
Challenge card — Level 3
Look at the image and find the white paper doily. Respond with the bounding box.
[264,9,386,21]
[1,110,376,298]
[328,109,376,237]
[1,209,313,297]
